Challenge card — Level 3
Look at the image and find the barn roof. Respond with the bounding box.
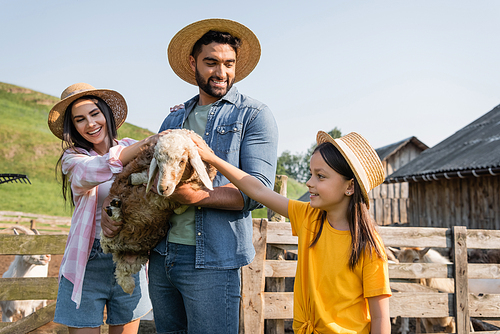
[376,136,428,162]
[387,104,500,183]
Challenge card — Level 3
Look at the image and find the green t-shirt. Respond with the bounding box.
[167,103,211,245]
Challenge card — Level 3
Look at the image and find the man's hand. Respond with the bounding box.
[168,183,209,205]
[101,196,123,237]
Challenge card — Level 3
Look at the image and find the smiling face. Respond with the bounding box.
[306,151,354,213]
[71,98,110,155]
[189,42,236,105]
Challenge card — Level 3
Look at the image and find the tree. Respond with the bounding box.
[276,127,342,183]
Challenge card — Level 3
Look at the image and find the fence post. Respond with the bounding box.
[453,226,469,334]
[265,175,288,334]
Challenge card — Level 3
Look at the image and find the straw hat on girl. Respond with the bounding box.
[316,131,385,208]
[48,83,127,140]
[167,18,261,86]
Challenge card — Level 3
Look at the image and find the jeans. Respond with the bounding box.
[54,239,151,327]
[148,242,241,334]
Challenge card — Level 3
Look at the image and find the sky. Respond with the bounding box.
[2,0,500,155]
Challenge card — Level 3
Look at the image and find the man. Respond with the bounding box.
[110,19,277,333]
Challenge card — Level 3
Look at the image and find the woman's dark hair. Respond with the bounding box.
[309,142,385,269]
[191,30,241,60]
[55,96,117,205]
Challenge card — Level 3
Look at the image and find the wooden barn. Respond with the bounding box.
[386,104,500,229]
[369,136,428,225]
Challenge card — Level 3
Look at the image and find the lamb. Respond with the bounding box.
[392,247,455,334]
[0,226,51,322]
[101,129,217,294]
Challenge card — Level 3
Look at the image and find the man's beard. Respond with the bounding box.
[195,68,234,99]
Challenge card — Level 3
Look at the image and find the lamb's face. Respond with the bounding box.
[154,133,193,197]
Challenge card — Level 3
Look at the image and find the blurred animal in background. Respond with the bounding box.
[391,247,455,334]
[0,226,51,322]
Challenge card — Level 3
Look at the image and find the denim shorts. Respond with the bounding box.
[148,242,241,334]
[54,239,152,328]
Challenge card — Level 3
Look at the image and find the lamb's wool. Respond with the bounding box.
[100,129,217,294]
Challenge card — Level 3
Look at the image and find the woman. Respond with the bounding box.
[48,82,162,333]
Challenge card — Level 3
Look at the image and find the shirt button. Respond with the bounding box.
[233,127,237,131]
[197,232,201,236]
[205,132,209,136]
[197,206,201,210]
[221,129,225,133]
[210,112,214,115]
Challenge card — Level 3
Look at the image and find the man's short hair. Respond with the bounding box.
[191,30,241,60]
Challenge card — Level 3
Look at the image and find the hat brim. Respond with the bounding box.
[167,18,261,85]
[317,131,384,208]
[48,89,127,140]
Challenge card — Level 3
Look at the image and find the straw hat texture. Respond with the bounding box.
[316,131,385,207]
[48,83,127,140]
[167,18,261,85]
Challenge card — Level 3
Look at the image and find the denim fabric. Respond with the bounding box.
[155,86,279,269]
[54,239,152,327]
[148,243,241,334]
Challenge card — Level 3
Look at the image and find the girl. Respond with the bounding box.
[48,83,163,334]
[192,131,392,334]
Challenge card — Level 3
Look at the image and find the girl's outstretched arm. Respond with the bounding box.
[367,295,391,334]
[191,134,290,218]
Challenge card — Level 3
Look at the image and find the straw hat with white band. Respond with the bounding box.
[316,131,385,208]
[48,83,127,140]
[167,18,261,86]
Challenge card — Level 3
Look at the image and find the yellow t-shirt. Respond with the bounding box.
[288,200,392,334]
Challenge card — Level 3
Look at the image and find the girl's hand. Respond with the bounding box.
[145,129,171,146]
[190,134,216,163]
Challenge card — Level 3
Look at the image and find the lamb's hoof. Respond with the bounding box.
[110,198,121,207]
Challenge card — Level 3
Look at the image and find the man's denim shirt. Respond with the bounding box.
[153,86,279,269]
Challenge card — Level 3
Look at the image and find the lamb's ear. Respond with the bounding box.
[146,157,159,193]
[188,144,213,190]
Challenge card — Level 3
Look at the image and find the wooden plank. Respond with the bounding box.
[0,301,56,334]
[453,226,470,334]
[467,229,500,249]
[263,292,293,319]
[265,260,297,278]
[267,175,287,223]
[389,263,452,279]
[240,218,268,334]
[389,292,453,317]
[378,226,451,248]
[266,222,297,245]
[0,277,59,300]
[468,264,500,279]
[390,282,441,293]
[0,235,67,255]
[469,293,500,317]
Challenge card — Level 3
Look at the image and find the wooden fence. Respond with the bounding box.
[239,222,500,334]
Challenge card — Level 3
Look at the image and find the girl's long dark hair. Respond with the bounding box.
[55,96,117,206]
[309,142,385,269]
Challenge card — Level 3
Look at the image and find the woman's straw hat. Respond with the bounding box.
[48,83,127,140]
[316,131,385,207]
[167,18,261,86]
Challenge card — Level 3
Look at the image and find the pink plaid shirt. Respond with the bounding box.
[59,138,136,308]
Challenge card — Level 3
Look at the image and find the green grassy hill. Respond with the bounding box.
[0,82,307,218]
